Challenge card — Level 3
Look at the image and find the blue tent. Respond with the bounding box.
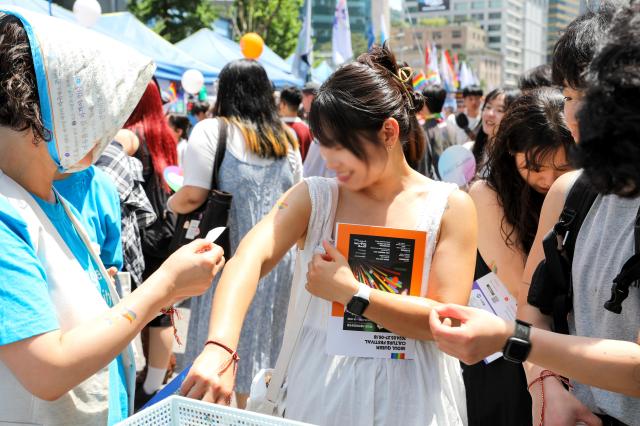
[0,0,74,19]
[176,28,302,88]
[312,61,334,84]
[92,13,219,84]
[0,2,219,84]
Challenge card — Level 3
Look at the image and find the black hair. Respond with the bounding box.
[213,59,297,158]
[0,14,49,143]
[485,87,574,253]
[472,88,521,165]
[279,86,303,110]
[551,3,617,89]
[422,84,447,114]
[519,64,553,91]
[462,85,483,98]
[191,101,210,116]
[574,2,640,198]
[309,44,425,169]
[167,114,191,138]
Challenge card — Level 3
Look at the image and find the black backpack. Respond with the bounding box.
[527,173,640,334]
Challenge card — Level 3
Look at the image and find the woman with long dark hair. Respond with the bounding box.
[181,45,476,425]
[169,59,302,408]
[464,87,574,425]
[125,82,180,408]
[470,88,520,175]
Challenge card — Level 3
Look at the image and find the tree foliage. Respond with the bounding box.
[231,0,303,58]
[128,0,217,43]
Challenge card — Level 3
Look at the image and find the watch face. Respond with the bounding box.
[346,297,369,317]
[503,338,531,363]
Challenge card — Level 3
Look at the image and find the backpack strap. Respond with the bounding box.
[603,203,640,313]
[542,173,598,333]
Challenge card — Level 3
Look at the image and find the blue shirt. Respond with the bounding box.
[0,191,128,423]
[53,166,123,270]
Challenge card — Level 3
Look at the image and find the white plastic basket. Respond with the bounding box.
[116,396,313,426]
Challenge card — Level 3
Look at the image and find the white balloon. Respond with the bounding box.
[73,0,101,28]
[181,69,205,95]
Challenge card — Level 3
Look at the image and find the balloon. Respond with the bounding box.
[437,145,476,188]
[73,0,101,28]
[181,69,205,95]
[240,33,264,59]
[163,166,184,192]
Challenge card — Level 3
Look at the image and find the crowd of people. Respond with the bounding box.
[0,1,638,426]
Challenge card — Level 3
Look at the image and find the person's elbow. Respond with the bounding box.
[33,386,68,402]
[17,370,70,402]
[170,188,208,214]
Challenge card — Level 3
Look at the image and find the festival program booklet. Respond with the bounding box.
[467,272,517,364]
[326,223,427,360]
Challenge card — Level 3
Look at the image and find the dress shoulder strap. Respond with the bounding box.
[418,181,458,296]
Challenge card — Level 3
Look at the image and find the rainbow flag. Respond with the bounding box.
[167,81,178,102]
[412,70,427,91]
[444,50,459,89]
[391,353,406,360]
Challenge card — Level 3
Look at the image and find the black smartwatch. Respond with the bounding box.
[346,284,372,316]
[502,319,532,363]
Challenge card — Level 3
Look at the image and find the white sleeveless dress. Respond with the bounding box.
[283,177,467,426]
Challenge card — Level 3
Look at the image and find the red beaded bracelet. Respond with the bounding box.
[528,370,573,426]
[160,306,182,346]
[205,340,240,378]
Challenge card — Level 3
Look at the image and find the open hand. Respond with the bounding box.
[530,377,602,426]
[306,240,358,305]
[181,343,236,404]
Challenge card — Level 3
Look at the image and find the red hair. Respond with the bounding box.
[125,82,177,192]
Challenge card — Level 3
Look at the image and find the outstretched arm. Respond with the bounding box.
[181,181,312,403]
[0,240,223,401]
[430,304,640,398]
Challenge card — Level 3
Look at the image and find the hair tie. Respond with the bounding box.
[395,66,413,84]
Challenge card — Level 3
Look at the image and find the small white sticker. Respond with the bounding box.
[185,219,200,240]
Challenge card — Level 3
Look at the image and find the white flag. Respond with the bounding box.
[380,14,388,44]
[332,0,353,66]
[459,61,474,89]
[292,0,313,80]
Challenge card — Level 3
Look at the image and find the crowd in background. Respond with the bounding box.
[0,1,639,425]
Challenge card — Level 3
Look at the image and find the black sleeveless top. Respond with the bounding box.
[462,252,532,426]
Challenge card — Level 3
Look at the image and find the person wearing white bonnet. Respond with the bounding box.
[0,7,225,425]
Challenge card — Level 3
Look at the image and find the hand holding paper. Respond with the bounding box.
[429,304,513,365]
[306,240,359,305]
[205,227,226,244]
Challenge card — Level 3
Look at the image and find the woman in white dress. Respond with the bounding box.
[182,45,477,425]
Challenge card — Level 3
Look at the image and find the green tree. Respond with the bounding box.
[128,0,217,43]
[231,0,303,58]
[350,32,369,59]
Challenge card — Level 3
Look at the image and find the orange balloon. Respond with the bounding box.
[240,32,264,59]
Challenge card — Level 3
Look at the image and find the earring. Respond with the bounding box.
[386,145,393,151]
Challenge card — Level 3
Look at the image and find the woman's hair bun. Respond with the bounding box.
[410,90,425,113]
[358,43,399,77]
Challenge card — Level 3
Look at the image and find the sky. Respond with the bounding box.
[390,0,403,10]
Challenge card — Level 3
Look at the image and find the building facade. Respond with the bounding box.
[547,0,580,60]
[312,0,372,45]
[392,22,503,90]
[405,0,547,87]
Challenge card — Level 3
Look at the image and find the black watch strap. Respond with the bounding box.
[514,319,531,340]
[502,319,532,363]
